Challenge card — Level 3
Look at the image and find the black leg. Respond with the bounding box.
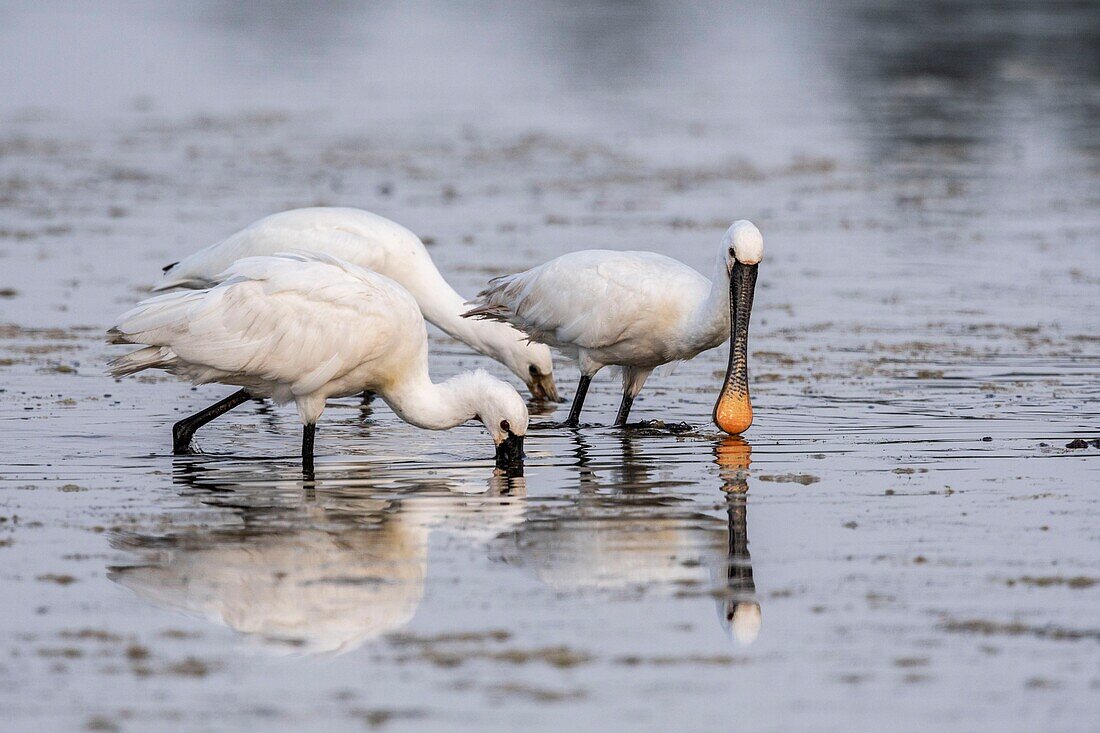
[302,423,316,474]
[172,389,251,454]
[613,392,634,427]
[361,390,375,406]
[564,375,592,428]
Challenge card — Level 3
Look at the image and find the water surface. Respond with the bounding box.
[1,2,1098,730]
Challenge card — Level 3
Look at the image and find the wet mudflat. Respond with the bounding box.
[1,2,1099,730]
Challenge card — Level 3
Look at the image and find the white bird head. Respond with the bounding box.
[464,371,530,471]
[721,220,764,268]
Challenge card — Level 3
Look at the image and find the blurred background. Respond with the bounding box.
[1,2,1098,731]
[2,0,1098,330]
[4,1,1100,161]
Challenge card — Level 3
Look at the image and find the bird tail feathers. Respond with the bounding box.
[150,276,208,292]
[107,345,176,377]
[461,302,513,323]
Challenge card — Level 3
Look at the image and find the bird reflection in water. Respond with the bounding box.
[493,433,762,644]
[715,437,760,645]
[109,460,526,655]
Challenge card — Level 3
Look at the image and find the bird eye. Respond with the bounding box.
[728,247,736,258]
[528,365,539,377]
[500,420,511,432]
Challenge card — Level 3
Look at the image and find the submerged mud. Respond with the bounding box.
[1,2,1099,731]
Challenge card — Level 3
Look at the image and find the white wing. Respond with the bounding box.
[470,250,709,353]
[115,253,424,395]
[156,207,429,291]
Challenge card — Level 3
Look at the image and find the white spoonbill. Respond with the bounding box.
[108,252,529,471]
[154,207,560,401]
[464,221,763,432]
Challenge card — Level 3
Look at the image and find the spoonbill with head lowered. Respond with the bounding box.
[464,221,763,432]
[154,207,560,402]
[109,252,529,472]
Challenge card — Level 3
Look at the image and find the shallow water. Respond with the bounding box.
[1,1,1099,730]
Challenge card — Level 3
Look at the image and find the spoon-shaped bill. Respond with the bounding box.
[528,371,562,402]
[495,432,525,473]
[713,263,758,435]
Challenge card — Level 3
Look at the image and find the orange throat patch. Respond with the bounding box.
[714,388,753,435]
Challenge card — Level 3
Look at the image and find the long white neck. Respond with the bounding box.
[395,265,500,354]
[684,255,731,348]
[380,363,481,431]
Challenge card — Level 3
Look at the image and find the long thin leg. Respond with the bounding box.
[172,389,251,454]
[614,392,634,426]
[302,423,316,474]
[358,390,376,421]
[614,367,652,428]
[564,375,592,428]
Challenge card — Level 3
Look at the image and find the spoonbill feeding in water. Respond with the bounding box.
[154,207,560,402]
[464,221,763,432]
[108,252,529,471]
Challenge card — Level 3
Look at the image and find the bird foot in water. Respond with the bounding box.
[529,419,590,431]
[172,441,201,455]
[171,426,200,455]
[621,419,694,433]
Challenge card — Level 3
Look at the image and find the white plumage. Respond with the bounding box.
[155,207,559,401]
[471,250,723,363]
[109,252,529,469]
[465,221,765,429]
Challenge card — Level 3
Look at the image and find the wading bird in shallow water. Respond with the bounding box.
[108,253,529,472]
[464,221,763,432]
[154,207,560,402]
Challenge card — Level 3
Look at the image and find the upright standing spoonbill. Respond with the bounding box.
[464,221,763,432]
[154,207,560,401]
[108,252,529,471]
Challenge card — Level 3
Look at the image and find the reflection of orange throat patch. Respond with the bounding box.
[716,436,751,493]
[716,436,751,470]
[714,386,753,435]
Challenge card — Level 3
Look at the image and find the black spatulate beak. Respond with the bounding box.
[528,372,563,402]
[495,432,525,473]
[713,261,758,434]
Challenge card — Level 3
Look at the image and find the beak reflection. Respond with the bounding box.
[716,436,760,644]
[714,261,759,434]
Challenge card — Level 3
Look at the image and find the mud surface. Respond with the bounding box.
[1,2,1099,731]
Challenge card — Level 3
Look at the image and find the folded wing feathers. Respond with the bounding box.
[463,267,581,346]
[110,253,409,392]
[462,254,682,353]
[107,345,176,377]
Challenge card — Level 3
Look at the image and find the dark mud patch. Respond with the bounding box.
[939,617,1100,642]
[757,473,820,485]
[1064,438,1099,450]
[394,642,593,670]
[388,629,512,646]
[349,708,429,728]
[613,654,747,666]
[484,683,586,703]
[1004,576,1097,589]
